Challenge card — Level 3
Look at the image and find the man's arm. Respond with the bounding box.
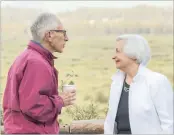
[19,60,64,124]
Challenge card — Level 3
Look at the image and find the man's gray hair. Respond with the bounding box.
[30,12,62,42]
[116,34,151,66]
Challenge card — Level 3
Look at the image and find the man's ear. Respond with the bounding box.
[45,31,52,42]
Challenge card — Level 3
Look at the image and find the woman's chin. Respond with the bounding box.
[116,63,121,69]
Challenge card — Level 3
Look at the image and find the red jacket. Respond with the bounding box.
[3,40,64,134]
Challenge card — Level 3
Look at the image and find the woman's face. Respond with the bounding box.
[112,40,136,70]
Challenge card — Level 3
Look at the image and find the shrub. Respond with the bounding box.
[95,91,108,103]
[84,94,91,101]
[65,102,99,120]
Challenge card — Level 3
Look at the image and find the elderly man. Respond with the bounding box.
[3,13,76,134]
[104,34,173,134]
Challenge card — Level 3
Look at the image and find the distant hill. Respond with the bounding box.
[58,5,173,23]
[1,5,173,37]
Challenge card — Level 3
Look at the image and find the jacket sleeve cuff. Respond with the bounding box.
[50,95,64,114]
[57,96,64,114]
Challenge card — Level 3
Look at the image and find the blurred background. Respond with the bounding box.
[0,1,173,124]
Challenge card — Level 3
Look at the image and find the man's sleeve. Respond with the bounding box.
[19,60,64,124]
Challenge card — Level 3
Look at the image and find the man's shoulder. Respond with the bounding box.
[19,48,46,63]
[11,48,48,71]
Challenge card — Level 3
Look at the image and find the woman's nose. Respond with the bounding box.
[112,55,116,60]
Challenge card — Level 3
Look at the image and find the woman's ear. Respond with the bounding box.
[135,59,139,64]
[131,57,138,62]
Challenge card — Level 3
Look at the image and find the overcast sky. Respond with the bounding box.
[1,1,173,13]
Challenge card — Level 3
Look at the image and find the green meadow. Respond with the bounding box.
[1,34,173,124]
[1,6,173,124]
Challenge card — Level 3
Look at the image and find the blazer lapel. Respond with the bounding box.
[110,70,125,120]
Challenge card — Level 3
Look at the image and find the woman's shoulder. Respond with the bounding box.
[141,67,168,83]
[143,68,172,93]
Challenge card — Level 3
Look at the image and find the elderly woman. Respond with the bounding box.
[104,34,173,134]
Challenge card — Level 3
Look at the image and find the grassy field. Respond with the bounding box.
[0,34,173,124]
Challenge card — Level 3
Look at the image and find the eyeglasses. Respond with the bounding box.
[50,30,67,37]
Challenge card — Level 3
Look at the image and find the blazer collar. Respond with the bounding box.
[111,64,147,82]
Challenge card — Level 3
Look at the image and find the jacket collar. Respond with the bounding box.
[27,40,57,66]
[111,64,147,82]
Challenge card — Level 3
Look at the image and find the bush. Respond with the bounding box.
[84,94,91,101]
[58,118,63,124]
[103,107,108,116]
[95,91,108,104]
[65,102,99,120]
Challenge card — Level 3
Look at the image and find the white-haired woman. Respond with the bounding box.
[104,34,173,134]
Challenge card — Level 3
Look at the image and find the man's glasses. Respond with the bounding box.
[50,30,67,37]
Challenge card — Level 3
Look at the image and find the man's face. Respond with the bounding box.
[45,24,69,53]
[112,40,135,70]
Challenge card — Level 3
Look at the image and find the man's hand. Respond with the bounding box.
[59,89,76,107]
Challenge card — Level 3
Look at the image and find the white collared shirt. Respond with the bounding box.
[104,64,173,134]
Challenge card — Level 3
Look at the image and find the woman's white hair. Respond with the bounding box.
[30,12,61,42]
[116,34,151,66]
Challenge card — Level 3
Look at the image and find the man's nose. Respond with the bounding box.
[64,34,69,41]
